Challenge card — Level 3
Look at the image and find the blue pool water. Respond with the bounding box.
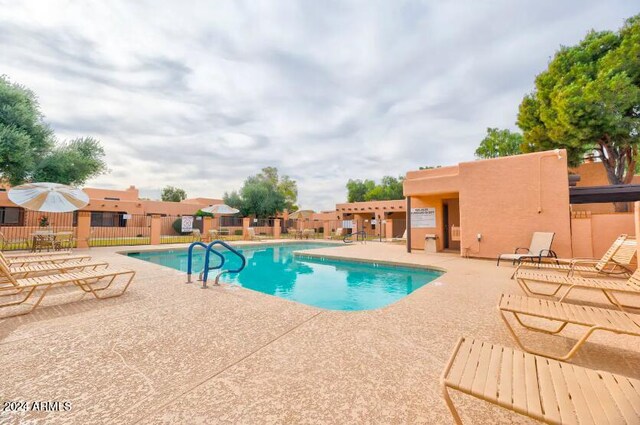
[127,243,442,311]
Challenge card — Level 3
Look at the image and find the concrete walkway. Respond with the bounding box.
[1,242,638,424]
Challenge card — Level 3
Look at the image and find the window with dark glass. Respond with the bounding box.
[0,207,23,225]
[90,211,127,227]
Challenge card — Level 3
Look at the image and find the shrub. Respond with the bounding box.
[194,209,214,217]
[234,229,243,236]
[172,218,191,235]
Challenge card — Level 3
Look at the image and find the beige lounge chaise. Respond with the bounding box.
[441,336,640,424]
[4,249,74,258]
[0,251,91,267]
[498,293,640,360]
[208,229,229,241]
[0,260,135,317]
[515,268,640,312]
[497,232,555,266]
[302,228,315,239]
[247,228,264,240]
[1,256,108,279]
[514,235,636,277]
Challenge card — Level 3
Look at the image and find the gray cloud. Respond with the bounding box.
[0,0,636,210]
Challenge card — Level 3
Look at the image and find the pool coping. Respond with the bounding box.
[117,240,448,275]
[292,250,448,274]
[115,239,342,256]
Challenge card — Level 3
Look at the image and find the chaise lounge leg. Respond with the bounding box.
[500,310,598,361]
[512,312,567,334]
[441,385,463,425]
[516,278,563,298]
[601,290,640,313]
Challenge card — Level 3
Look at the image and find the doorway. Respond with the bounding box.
[443,198,460,251]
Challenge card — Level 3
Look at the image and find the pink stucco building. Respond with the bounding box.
[403,150,636,259]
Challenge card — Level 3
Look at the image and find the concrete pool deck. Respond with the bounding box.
[1,241,639,424]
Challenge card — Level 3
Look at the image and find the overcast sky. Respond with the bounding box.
[1,1,637,210]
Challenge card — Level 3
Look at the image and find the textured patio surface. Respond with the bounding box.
[1,241,638,424]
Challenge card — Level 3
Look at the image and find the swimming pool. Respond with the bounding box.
[127,243,442,311]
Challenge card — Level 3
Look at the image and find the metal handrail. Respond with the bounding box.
[201,240,246,288]
[186,241,225,283]
[343,230,367,244]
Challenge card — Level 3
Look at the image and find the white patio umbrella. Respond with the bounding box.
[200,204,240,215]
[8,182,89,212]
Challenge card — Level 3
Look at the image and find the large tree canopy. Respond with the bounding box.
[0,76,108,186]
[517,15,640,209]
[346,176,404,202]
[161,185,187,202]
[223,167,298,217]
[475,128,523,159]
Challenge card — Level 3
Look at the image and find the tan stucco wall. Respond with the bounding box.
[459,151,572,258]
[408,194,452,251]
[0,185,223,218]
[83,185,140,201]
[335,199,405,216]
[570,212,636,259]
[405,150,573,258]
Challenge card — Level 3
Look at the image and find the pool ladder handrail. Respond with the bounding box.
[202,240,246,288]
[343,230,367,244]
[186,240,246,289]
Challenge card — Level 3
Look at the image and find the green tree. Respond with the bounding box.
[259,166,299,211]
[0,76,108,185]
[223,167,297,217]
[475,128,524,159]
[517,15,640,211]
[346,179,375,202]
[32,137,108,184]
[346,176,404,202]
[223,190,243,210]
[161,185,187,202]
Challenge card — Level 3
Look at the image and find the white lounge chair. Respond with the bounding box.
[497,232,555,266]
[247,228,264,241]
[514,234,636,277]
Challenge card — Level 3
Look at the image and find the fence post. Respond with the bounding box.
[633,201,640,258]
[323,221,331,239]
[202,216,212,241]
[76,211,91,249]
[243,217,251,240]
[212,217,220,232]
[273,219,281,239]
[150,214,162,245]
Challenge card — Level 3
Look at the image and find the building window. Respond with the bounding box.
[0,207,23,226]
[90,212,127,227]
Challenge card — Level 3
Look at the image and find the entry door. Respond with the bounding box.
[443,204,450,249]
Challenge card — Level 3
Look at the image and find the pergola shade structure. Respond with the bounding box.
[569,184,640,204]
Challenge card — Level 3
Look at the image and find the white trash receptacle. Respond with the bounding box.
[424,234,437,253]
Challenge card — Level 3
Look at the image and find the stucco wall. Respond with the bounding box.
[570,212,635,259]
[0,186,220,217]
[458,151,572,258]
[408,194,450,251]
[405,150,573,258]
